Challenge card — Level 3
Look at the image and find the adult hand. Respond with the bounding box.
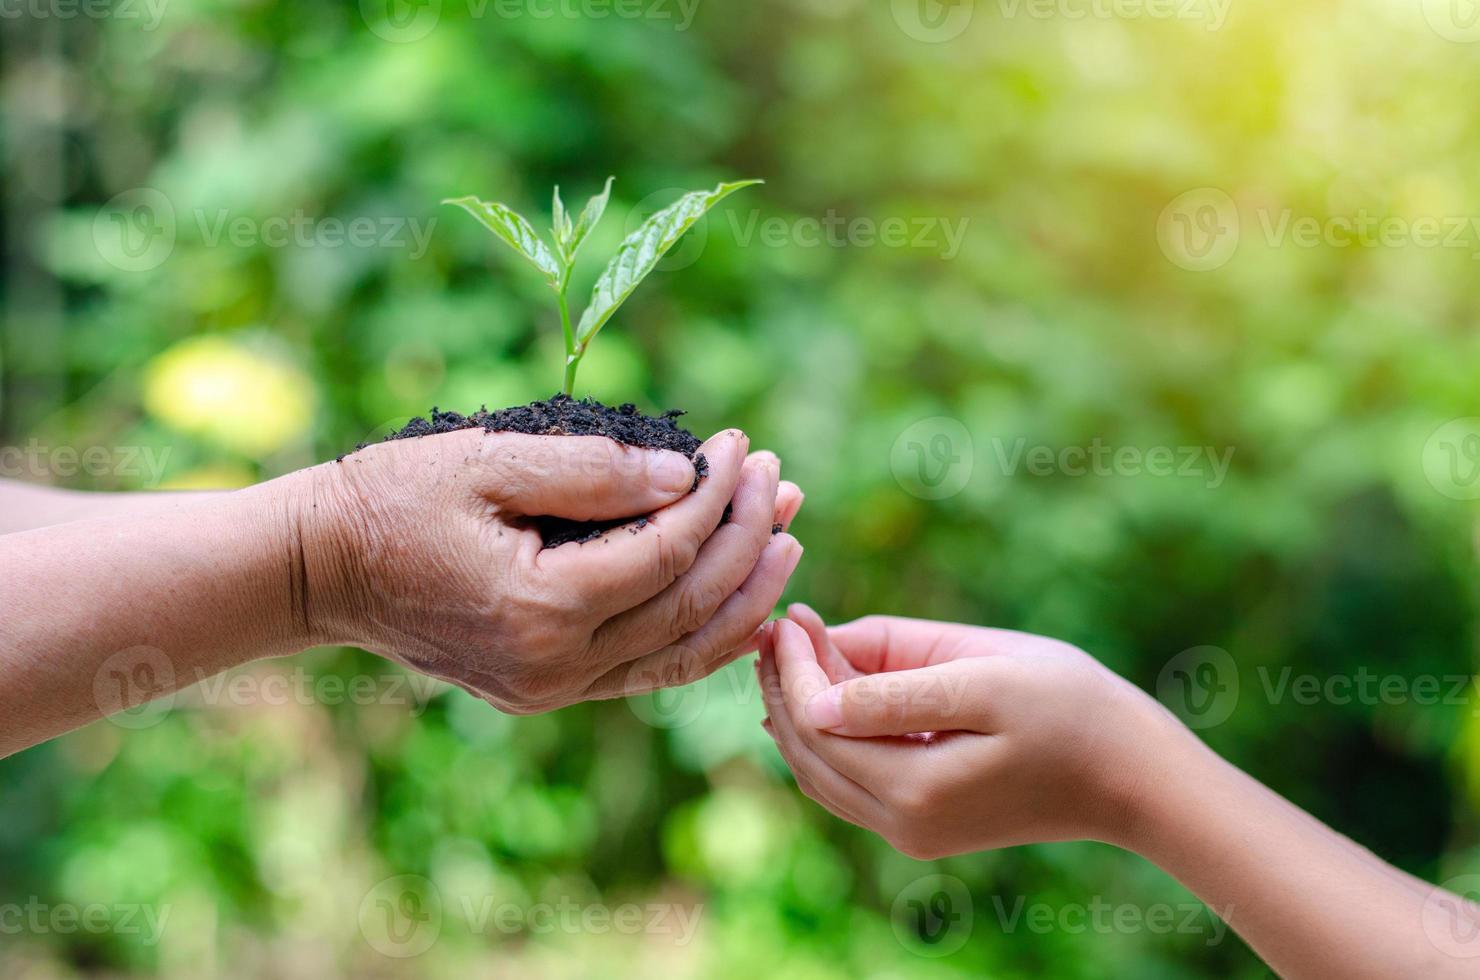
[0,426,802,756]
[305,427,804,714]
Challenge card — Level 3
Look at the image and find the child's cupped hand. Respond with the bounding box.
[756,605,1190,860]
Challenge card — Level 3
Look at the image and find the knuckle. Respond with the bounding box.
[673,581,727,636]
[501,662,571,707]
[889,779,936,820]
[655,533,701,583]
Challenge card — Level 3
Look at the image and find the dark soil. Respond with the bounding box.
[355,394,708,548]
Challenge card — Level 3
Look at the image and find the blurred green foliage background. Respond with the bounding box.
[3,0,1479,976]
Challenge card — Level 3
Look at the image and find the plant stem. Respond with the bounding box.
[557,288,578,396]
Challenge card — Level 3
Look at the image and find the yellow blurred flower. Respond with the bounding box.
[143,336,313,458]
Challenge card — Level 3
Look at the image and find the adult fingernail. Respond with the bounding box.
[649,452,695,493]
[806,687,843,729]
[784,542,804,576]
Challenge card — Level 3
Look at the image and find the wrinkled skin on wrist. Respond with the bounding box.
[296,426,804,714]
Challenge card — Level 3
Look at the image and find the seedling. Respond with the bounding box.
[444,177,762,395]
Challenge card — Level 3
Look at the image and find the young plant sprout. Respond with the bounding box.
[444,177,762,395]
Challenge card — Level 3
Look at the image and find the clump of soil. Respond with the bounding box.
[358,394,707,548]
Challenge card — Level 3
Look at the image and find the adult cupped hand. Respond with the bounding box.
[296,426,803,713]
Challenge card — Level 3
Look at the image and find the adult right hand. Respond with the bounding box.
[301,426,804,714]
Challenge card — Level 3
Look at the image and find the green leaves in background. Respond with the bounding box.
[576,179,763,350]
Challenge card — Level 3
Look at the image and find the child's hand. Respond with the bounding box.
[757,607,1186,860]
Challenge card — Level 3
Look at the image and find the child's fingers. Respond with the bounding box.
[803,659,1007,738]
[764,713,869,826]
[758,628,883,820]
[786,603,861,682]
[771,619,926,784]
[827,616,986,673]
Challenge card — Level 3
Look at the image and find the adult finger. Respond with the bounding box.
[583,531,802,698]
[472,431,697,520]
[775,480,803,530]
[589,452,779,660]
[533,429,748,616]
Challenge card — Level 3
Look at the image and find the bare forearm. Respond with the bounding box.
[1127,731,1476,978]
[0,473,313,757]
[0,479,222,534]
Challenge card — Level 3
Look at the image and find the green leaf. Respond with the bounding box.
[442,196,563,291]
[551,185,574,258]
[566,176,614,264]
[575,179,761,347]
